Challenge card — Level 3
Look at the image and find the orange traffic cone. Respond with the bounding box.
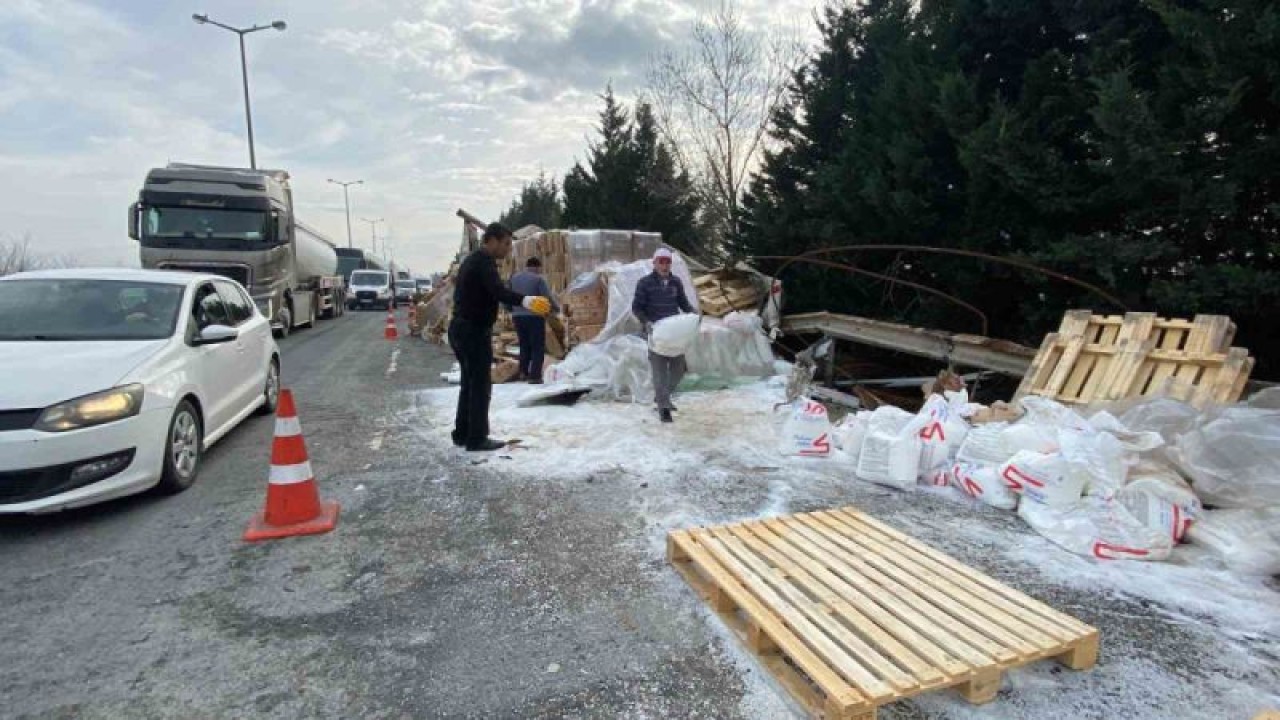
[384,304,399,340]
[243,389,340,542]
[408,302,417,329]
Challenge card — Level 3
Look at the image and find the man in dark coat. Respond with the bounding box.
[631,247,694,423]
[449,223,551,450]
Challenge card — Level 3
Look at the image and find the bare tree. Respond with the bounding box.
[0,234,76,276]
[646,0,803,256]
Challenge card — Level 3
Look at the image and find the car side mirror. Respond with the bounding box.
[128,203,140,241]
[194,324,238,346]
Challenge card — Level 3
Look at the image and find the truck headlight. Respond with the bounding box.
[378,288,390,298]
[36,384,145,432]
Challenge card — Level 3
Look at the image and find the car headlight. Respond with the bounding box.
[378,288,390,297]
[35,384,145,432]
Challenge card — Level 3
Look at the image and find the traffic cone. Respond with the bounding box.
[384,304,399,340]
[408,302,417,329]
[243,389,340,542]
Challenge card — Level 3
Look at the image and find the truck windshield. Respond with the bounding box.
[350,271,388,287]
[143,206,270,247]
[0,279,184,341]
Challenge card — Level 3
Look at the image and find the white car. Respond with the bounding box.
[0,269,280,513]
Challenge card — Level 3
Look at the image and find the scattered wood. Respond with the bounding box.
[1014,310,1254,408]
[669,507,1099,720]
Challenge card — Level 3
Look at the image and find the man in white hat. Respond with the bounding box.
[632,247,695,423]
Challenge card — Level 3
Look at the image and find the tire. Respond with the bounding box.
[156,400,202,495]
[257,358,281,416]
[274,304,292,339]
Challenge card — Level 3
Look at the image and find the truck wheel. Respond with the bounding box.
[275,305,292,339]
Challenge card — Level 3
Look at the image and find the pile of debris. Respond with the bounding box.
[778,311,1274,573]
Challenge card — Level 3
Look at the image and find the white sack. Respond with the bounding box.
[1019,495,1174,561]
[1185,507,1280,576]
[951,462,1019,510]
[999,451,1084,508]
[780,400,833,458]
[914,391,972,482]
[956,422,1011,467]
[856,406,920,489]
[650,313,701,358]
[834,411,871,459]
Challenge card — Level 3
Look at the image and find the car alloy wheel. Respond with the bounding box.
[259,360,280,415]
[157,400,202,494]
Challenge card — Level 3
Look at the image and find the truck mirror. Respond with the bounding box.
[128,203,139,241]
[276,214,289,243]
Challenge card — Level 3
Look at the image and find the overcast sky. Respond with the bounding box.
[0,0,819,276]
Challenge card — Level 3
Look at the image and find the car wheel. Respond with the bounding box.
[257,358,281,416]
[156,400,202,495]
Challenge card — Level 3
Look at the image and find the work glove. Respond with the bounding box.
[522,296,552,316]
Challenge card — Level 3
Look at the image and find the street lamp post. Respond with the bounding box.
[328,179,363,248]
[359,217,385,256]
[192,13,286,169]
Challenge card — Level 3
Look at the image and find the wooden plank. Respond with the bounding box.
[732,523,953,685]
[1013,333,1061,400]
[711,527,916,694]
[694,529,889,704]
[1097,314,1157,402]
[811,512,1063,652]
[1039,336,1087,401]
[670,531,866,711]
[777,518,1017,666]
[671,509,1097,719]
[834,510,1095,638]
[797,514,1047,657]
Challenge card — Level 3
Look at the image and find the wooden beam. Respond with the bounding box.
[781,312,1036,377]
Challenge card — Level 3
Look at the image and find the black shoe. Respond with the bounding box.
[466,438,506,452]
[659,409,673,423]
[451,432,466,447]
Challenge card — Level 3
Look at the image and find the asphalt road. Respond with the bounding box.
[3,310,1276,719]
[0,310,759,719]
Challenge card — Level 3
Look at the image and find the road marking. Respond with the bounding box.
[385,347,401,378]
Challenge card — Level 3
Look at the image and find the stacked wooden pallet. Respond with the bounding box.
[564,276,609,346]
[1014,310,1254,408]
[695,270,763,317]
[669,507,1098,720]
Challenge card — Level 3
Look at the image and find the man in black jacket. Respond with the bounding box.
[449,223,551,451]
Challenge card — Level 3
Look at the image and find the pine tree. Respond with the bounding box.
[498,172,564,230]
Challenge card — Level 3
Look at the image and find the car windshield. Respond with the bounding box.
[0,279,184,341]
[351,271,388,286]
[397,283,415,290]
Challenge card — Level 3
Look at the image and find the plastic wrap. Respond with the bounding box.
[1185,507,1280,575]
[1170,405,1280,508]
[650,313,700,358]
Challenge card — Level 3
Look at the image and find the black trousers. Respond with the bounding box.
[513,314,547,380]
[448,318,494,446]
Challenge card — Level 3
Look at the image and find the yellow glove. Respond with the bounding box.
[522,296,552,316]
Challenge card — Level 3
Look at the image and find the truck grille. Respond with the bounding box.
[356,290,377,301]
[160,263,251,287]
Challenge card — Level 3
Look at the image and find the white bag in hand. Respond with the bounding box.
[999,451,1084,507]
[649,313,700,357]
[1019,495,1174,561]
[951,462,1019,510]
[781,400,832,458]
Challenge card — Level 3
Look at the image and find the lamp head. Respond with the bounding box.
[271,20,287,31]
[192,13,209,24]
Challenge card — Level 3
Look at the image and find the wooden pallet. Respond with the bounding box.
[696,272,762,318]
[669,508,1098,720]
[1014,310,1253,408]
